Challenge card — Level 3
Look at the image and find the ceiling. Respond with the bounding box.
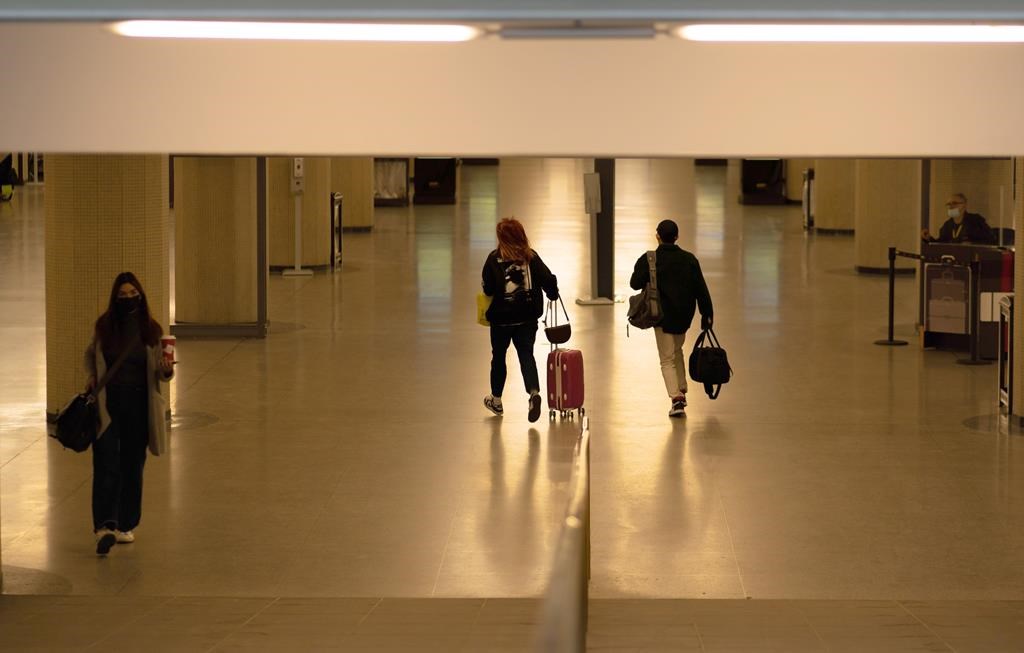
[4,10,1024,156]
[6,0,1024,21]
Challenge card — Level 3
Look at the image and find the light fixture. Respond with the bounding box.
[677,23,1024,43]
[111,20,481,42]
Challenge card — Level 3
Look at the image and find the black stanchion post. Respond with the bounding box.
[875,246,909,347]
[958,257,993,366]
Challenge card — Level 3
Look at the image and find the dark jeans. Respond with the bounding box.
[490,322,540,397]
[92,386,148,532]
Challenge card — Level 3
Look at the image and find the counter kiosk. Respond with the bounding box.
[921,243,1013,359]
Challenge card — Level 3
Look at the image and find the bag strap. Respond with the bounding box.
[91,334,141,398]
[545,296,571,327]
[705,383,721,400]
[646,251,658,290]
[693,329,708,350]
[704,327,721,348]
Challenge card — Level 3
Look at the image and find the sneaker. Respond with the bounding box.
[484,395,504,416]
[673,394,688,408]
[528,393,542,423]
[668,400,686,418]
[95,528,117,555]
[115,530,135,544]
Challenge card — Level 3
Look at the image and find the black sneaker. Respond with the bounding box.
[668,400,686,418]
[95,529,117,556]
[484,396,503,416]
[528,394,542,423]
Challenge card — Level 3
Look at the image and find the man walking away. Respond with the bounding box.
[629,219,713,418]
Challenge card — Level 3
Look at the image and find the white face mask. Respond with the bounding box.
[947,207,962,219]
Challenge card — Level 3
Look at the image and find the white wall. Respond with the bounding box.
[4,23,1024,156]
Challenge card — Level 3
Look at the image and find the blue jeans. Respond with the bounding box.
[489,323,539,397]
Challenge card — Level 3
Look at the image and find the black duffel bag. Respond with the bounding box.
[52,335,138,452]
[688,328,733,399]
[55,393,99,452]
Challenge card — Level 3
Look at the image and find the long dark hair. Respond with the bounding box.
[94,272,162,350]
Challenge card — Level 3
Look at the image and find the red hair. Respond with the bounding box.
[496,218,533,263]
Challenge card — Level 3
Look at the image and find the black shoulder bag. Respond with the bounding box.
[544,296,572,345]
[688,328,733,400]
[53,337,138,452]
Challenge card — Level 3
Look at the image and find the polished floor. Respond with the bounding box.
[2,159,1024,646]
[2,595,1023,652]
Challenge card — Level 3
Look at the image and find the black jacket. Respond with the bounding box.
[630,243,713,335]
[482,250,559,326]
[932,212,995,244]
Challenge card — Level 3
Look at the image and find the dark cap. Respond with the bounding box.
[656,219,679,243]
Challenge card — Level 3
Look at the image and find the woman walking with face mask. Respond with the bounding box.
[84,272,174,555]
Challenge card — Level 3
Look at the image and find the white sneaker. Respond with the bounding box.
[95,528,117,555]
[115,530,135,544]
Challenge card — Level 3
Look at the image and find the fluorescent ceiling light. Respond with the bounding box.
[678,23,1024,43]
[112,20,481,42]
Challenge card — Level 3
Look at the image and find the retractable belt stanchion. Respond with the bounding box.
[875,247,909,347]
[957,256,993,367]
[877,246,991,363]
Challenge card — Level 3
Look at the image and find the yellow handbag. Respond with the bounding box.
[477,293,492,327]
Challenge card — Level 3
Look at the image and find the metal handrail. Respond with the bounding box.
[536,416,591,653]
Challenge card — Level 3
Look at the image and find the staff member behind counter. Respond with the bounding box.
[921,193,996,245]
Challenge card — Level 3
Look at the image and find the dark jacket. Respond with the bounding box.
[630,243,713,335]
[482,250,559,326]
[932,212,995,244]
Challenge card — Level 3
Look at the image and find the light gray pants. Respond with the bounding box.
[655,327,688,399]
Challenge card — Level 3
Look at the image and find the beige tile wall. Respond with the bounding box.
[813,159,856,232]
[785,158,815,202]
[330,157,374,230]
[173,157,257,324]
[268,157,331,268]
[45,154,169,413]
[854,159,921,271]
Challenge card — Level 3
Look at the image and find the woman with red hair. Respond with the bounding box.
[481,218,560,422]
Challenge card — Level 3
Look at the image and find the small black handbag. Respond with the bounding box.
[688,328,733,400]
[53,336,138,452]
[544,297,572,345]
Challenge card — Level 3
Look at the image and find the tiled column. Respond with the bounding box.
[854,159,921,273]
[814,159,856,234]
[330,157,375,232]
[173,157,259,326]
[45,155,169,416]
[785,158,815,202]
[928,158,1014,238]
[268,157,332,269]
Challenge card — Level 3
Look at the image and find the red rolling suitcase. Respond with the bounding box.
[547,348,585,419]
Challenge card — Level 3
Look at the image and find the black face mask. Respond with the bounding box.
[115,296,141,318]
